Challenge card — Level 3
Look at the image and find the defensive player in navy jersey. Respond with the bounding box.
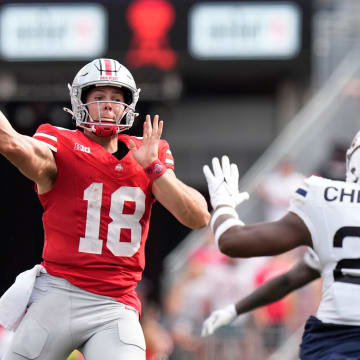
[203,135,360,360]
[0,58,210,360]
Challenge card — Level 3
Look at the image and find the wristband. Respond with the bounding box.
[225,304,238,320]
[144,159,166,181]
[214,218,244,248]
[210,206,239,231]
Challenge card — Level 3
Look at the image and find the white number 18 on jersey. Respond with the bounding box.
[79,182,145,257]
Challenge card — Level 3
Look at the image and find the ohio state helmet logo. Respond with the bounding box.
[95,59,120,76]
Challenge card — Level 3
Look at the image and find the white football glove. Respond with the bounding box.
[203,155,249,209]
[201,304,237,337]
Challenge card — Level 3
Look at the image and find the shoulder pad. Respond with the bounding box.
[33,124,58,152]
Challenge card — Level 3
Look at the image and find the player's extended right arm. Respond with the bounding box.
[201,259,320,336]
[0,111,57,193]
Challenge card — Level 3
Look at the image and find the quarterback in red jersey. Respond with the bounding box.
[0,58,210,360]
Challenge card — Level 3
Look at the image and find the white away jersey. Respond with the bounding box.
[289,175,360,326]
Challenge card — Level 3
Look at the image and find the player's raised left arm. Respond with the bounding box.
[129,114,210,229]
[152,170,210,229]
[215,212,312,257]
[203,156,312,257]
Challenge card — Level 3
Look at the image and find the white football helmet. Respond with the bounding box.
[64,58,140,137]
[346,130,360,183]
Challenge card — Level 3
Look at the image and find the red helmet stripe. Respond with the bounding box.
[104,59,112,75]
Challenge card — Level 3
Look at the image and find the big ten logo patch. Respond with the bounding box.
[74,143,91,153]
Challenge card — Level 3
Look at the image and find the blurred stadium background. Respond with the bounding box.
[1,0,360,359]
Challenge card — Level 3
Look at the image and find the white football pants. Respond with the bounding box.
[3,272,146,360]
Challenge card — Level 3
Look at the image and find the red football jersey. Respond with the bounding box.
[33,124,174,314]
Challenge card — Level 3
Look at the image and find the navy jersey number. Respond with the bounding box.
[333,226,360,285]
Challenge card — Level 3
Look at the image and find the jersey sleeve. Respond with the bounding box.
[158,139,174,171]
[32,124,58,153]
[303,247,321,271]
[288,176,317,240]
